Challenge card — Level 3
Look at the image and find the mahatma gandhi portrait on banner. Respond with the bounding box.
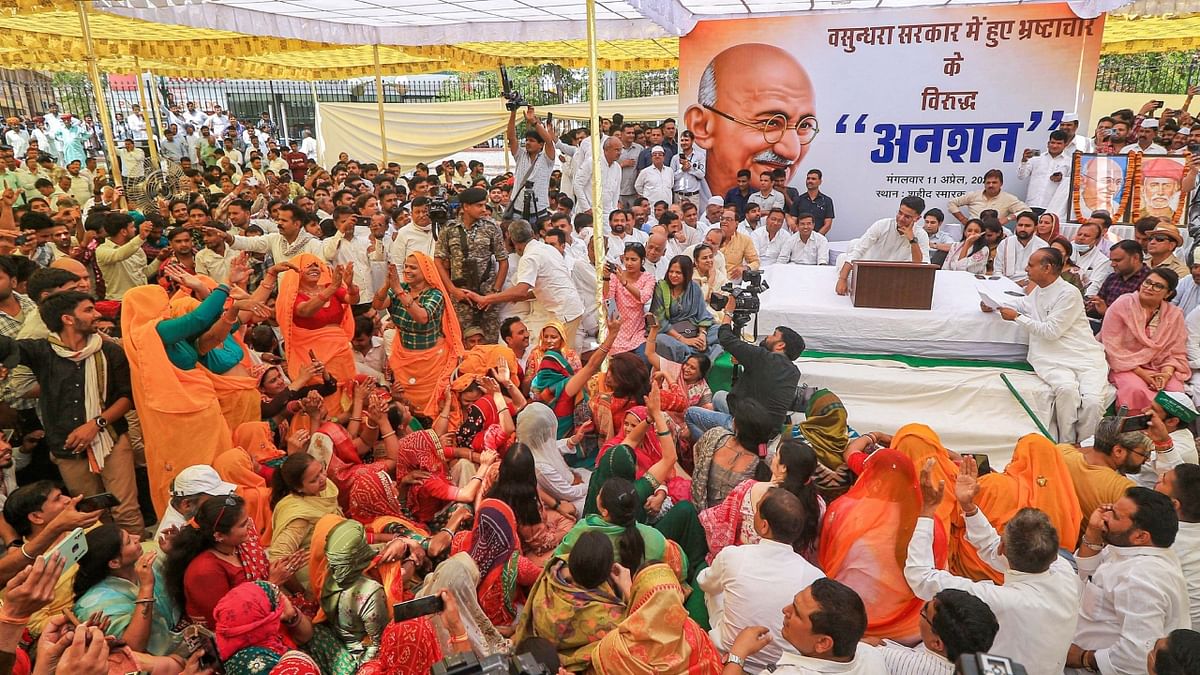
[1076,155,1127,222]
[684,44,817,201]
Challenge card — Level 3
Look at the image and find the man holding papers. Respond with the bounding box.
[981,246,1109,443]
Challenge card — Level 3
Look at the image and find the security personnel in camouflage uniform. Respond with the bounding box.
[435,187,508,342]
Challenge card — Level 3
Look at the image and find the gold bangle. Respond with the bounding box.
[449,632,470,643]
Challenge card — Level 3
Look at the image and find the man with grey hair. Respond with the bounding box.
[1061,415,1153,523]
[906,456,1081,675]
[572,134,623,223]
[684,43,816,204]
[467,219,584,348]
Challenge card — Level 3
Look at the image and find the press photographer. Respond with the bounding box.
[685,282,804,439]
[505,103,555,222]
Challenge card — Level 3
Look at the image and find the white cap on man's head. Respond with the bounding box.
[170,465,236,498]
[1062,112,1080,123]
[1142,118,1160,129]
[651,145,665,154]
[707,196,724,207]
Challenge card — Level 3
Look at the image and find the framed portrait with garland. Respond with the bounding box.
[1071,152,1137,224]
[1131,154,1188,227]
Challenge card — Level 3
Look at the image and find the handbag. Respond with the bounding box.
[670,320,700,339]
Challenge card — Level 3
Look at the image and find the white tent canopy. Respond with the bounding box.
[316,95,678,168]
[96,0,1103,43]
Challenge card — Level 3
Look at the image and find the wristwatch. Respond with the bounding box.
[93,416,108,429]
[909,237,918,244]
[723,653,746,669]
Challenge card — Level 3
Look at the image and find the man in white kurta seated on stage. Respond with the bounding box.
[1072,221,1112,296]
[782,212,829,266]
[750,208,793,266]
[993,211,1047,283]
[982,246,1109,444]
[835,195,929,295]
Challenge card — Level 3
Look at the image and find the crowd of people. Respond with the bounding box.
[0,93,1191,675]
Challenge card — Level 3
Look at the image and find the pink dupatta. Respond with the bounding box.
[1099,293,1190,381]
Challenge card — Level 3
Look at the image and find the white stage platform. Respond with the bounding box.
[757,265,1030,362]
[795,354,1054,465]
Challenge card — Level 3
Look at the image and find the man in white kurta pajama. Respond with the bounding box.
[993,213,1047,283]
[984,247,1109,443]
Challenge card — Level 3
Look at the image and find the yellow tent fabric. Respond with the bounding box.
[316,96,678,168]
[0,1,678,77]
[1102,14,1200,54]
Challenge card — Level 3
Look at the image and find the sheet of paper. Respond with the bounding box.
[977,284,1023,310]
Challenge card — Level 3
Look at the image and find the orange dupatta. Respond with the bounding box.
[307,514,345,624]
[819,449,948,644]
[387,252,465,415]
[121,284,233,517]
[214,447,275,546]
[276,253,356,415]
[961,434,1083,582]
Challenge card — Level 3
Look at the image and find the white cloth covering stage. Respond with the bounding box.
[796,355,1056,465]
[757,265,1030,362]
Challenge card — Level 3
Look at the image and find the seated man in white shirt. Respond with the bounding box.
[750,208,793,267]
[723,578,886,675]
[1066,487,1189,674]
[1072,220,1112,295]
[739,203,764,234]
[782,213,828,266]
[351,314,387,383]
[984,247,1108,444]
[836,195,929,295]
[698,488,825,673]
[875,589,999,675]
[1156,464,1200,630]
[993,211,1047,283]
[906,456,1082,675]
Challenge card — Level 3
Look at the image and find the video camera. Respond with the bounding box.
[956,652,1028,675]
[433,652,552,675]
[710,268,768,333]
[499,66,528,113]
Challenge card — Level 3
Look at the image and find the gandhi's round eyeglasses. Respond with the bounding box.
[702,105,819,145]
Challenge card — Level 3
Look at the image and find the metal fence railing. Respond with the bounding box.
[1095,53,1200,95]
[0,67,680,144]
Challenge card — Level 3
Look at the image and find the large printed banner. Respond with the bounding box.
[679,5,1105,239]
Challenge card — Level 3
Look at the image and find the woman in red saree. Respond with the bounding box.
[598,405,691,504]
[590,562,722,675]
[450,498,541,630]
[395,429,496,528]
[276,253,357,416]
[819,448,947,644]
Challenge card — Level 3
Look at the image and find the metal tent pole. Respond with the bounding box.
[373,45,388,166]
[585,0,605,343]
[75,0,123,193]
[132,56,160,169]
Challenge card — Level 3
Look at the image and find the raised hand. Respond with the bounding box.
[954,454,979,510]
[919,458,945,515]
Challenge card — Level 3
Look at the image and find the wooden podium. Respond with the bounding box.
[850,261,938,310]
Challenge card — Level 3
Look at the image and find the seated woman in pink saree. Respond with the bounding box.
[818,448,947,644]
[1099,268,1190,411]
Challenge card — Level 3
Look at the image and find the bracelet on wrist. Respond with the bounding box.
[1081,534,1104,551]
[18,544,34,561]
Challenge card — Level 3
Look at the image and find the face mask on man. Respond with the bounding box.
[1072,242,1093,255]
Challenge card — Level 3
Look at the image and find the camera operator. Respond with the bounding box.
[685,293,804,439]
[506,105,555,221]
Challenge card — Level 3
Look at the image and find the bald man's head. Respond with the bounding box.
[645,232,668,262]
[603,135,623,164]
[685,43,815,201]
[50,258,90,293]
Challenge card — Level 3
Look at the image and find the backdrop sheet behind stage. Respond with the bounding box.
[757,265,1030,362]
[678,4,1104,240]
